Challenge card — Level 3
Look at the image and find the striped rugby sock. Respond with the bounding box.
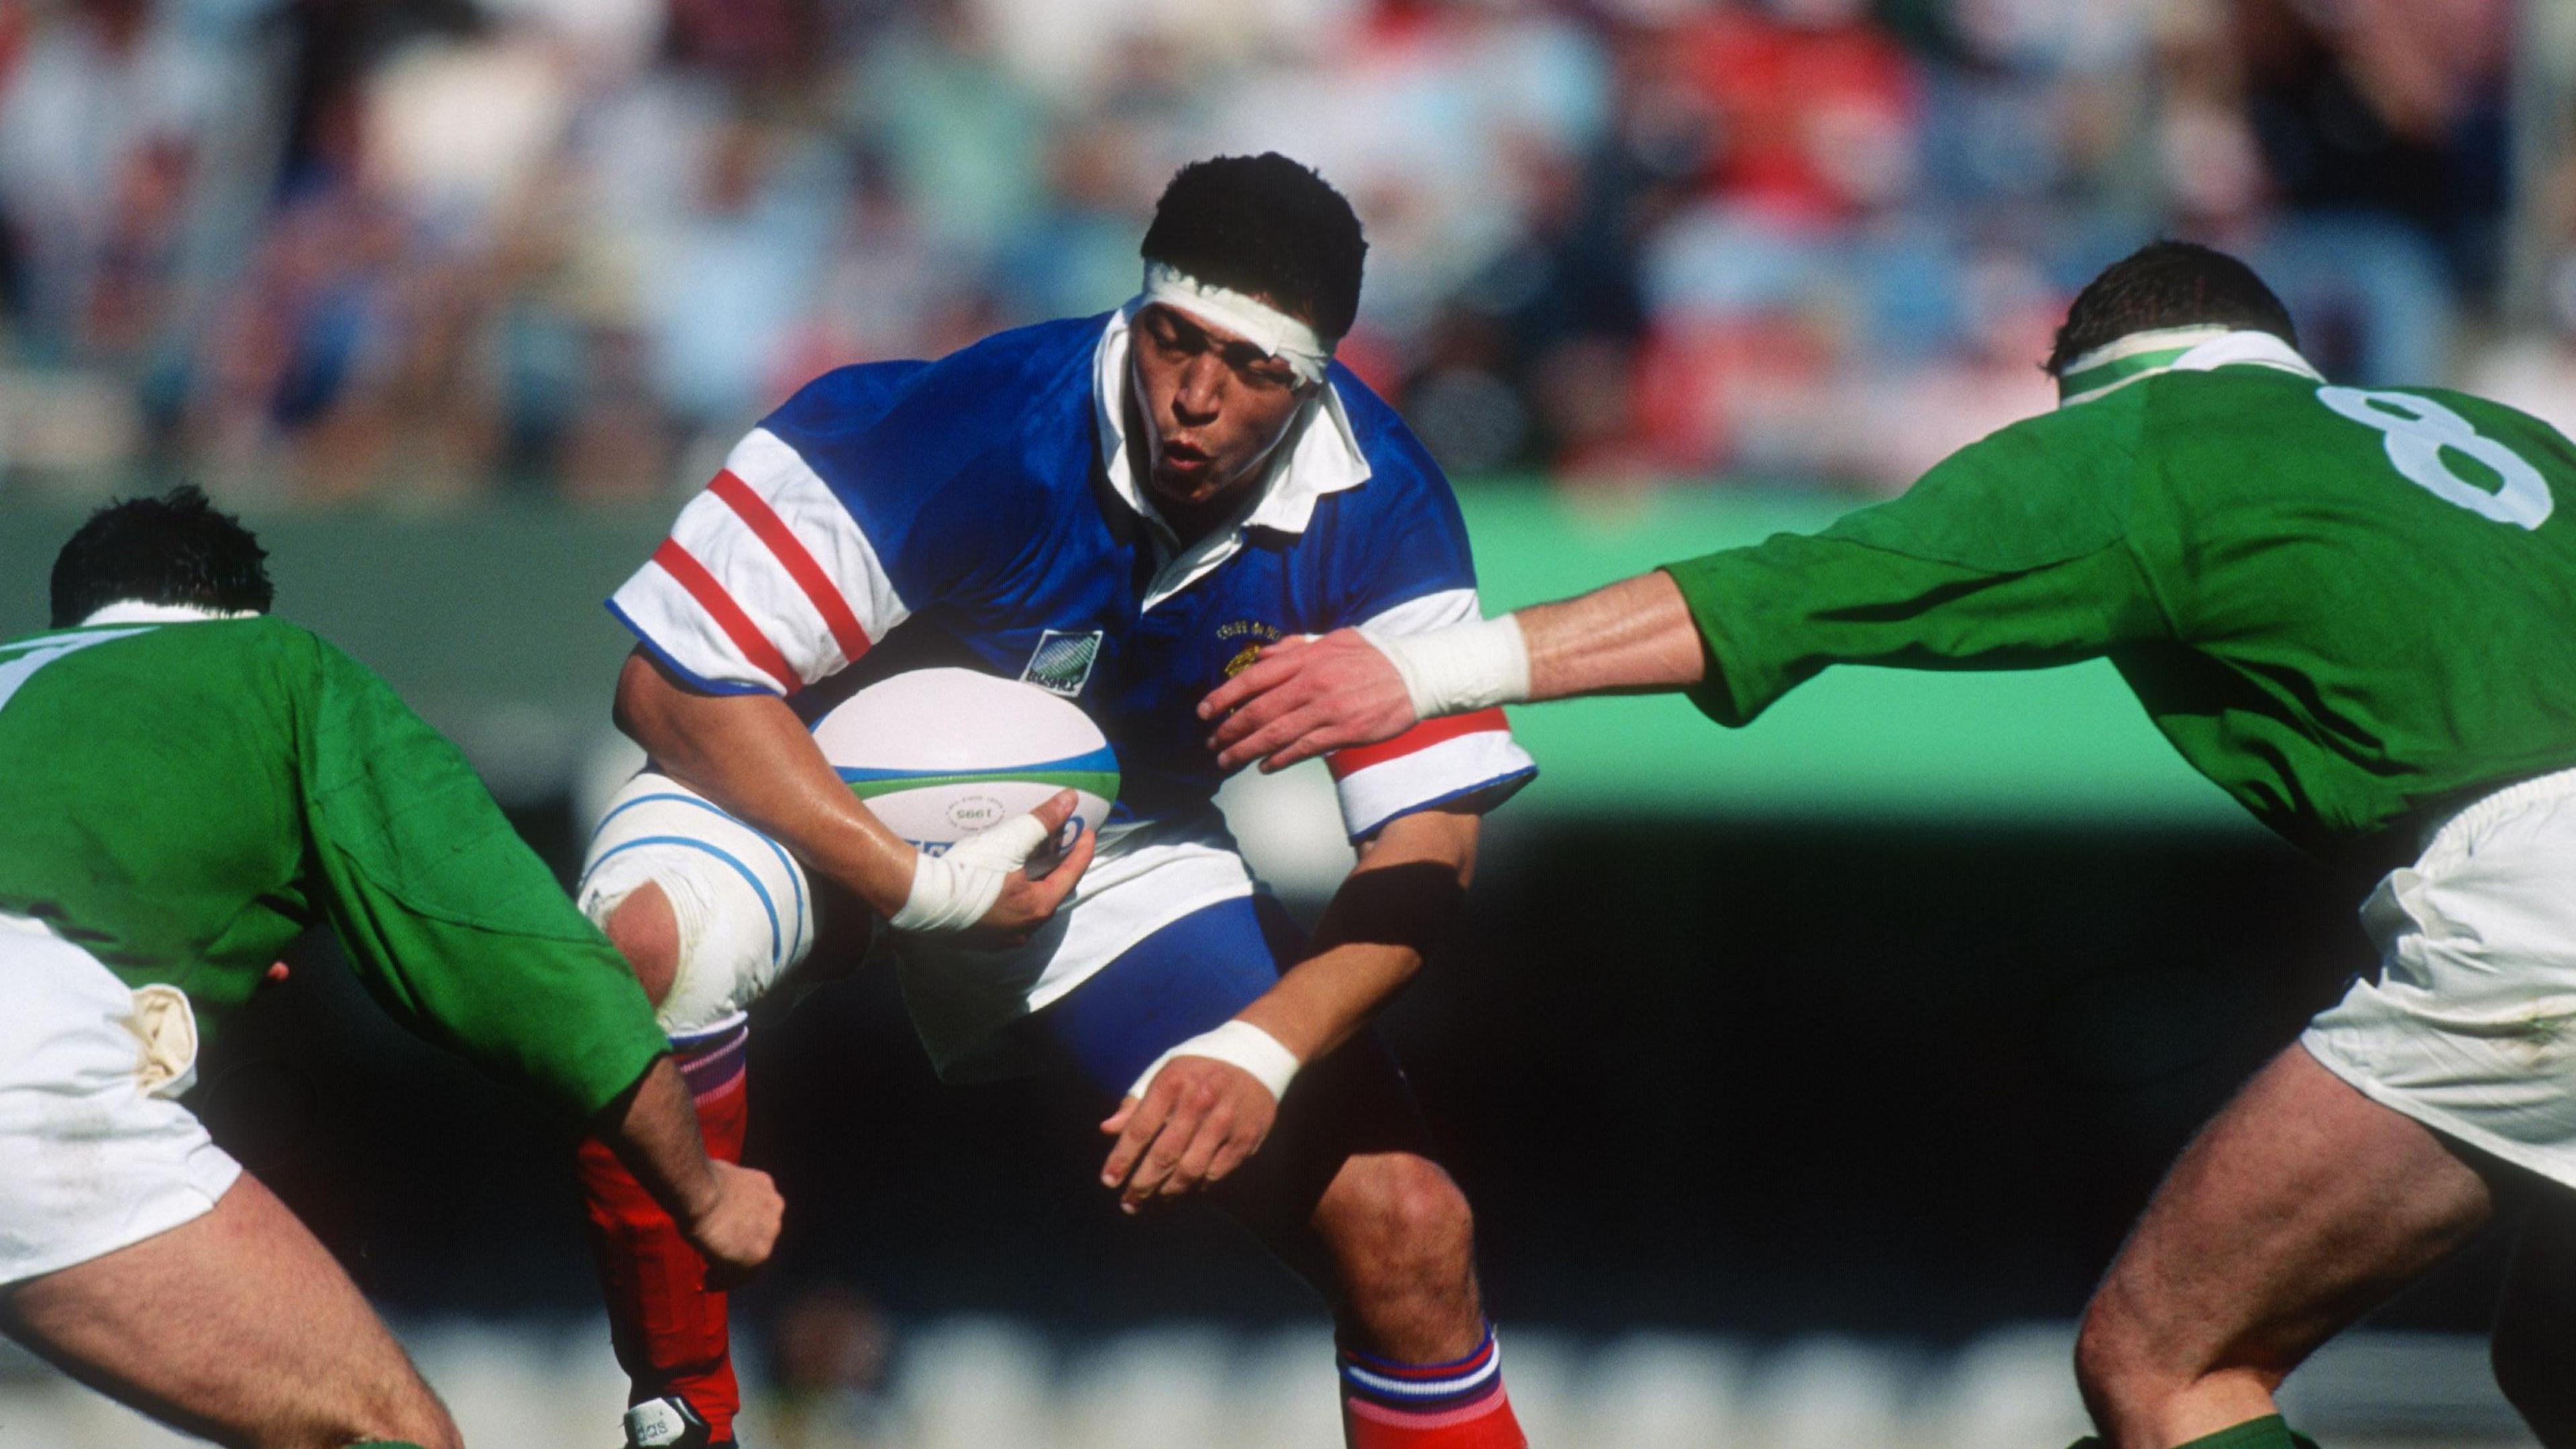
[1338,1323,1527,1449]
[578,1021,751,1446]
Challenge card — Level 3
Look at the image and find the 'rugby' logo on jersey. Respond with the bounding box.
[1020,629,1103,698]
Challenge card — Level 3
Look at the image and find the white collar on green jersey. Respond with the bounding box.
[2055,327,2322,408]
[80,600,262,627]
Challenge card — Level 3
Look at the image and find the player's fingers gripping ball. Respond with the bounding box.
[810,668,1118,932]
[580,669,1116,1014]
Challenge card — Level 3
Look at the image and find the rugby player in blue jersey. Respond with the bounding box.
[572,154,1536,1449]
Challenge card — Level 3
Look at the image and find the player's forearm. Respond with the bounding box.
[594,1054,721,1225]
[1364,571,1705,727]
[1236,939,1421,1065]
[612,651,916,914]
[1514,570,1706,702]
[1237,809,1477,1063]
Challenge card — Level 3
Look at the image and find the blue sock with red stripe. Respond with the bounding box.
[1338,1323,1526,1449]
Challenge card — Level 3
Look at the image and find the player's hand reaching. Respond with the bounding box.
[678,1160,785,1289]
[1099,1057,1280,1213]
[888,789,1097,944]
[1199,630,1419,772]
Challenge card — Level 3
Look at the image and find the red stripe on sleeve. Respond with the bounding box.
[650,539,798,692]
[706,469,873,665]
[1326,708,1511,780]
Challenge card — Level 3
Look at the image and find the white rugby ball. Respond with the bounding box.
[811,668,1117,854]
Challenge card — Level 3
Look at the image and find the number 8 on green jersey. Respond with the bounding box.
[1663,331,2576,854]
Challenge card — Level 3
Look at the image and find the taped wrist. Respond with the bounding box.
[1127,1019,1303,1103]
[1362,615,1531,720]
[887,812,1056,932]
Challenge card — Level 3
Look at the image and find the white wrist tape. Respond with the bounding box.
[1126,1020,1302,1103]
[1362,614,1532,720]
[887,811,1057,933]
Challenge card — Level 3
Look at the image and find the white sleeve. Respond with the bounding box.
[1327,587,1538,841]
[606,429,912,694]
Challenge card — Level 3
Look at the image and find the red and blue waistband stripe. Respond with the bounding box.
[673,1021,750,1101]
[1336,1324,1503,1411]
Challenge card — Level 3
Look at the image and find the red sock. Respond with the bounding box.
[1338,1325,1527,1449]
[577,1022,751,1444]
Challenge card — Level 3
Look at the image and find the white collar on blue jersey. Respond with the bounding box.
[79,600,262,626]
[1091,303,1371,541]
[2055,327,2323,408]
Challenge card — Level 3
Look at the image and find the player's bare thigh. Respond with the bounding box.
[2075,1042,2494,1448]
[1,1172,459,1449]
[603,881,683,1008]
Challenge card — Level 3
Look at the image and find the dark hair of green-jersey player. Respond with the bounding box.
[50,485,274,628]
[2045,239,2300,378]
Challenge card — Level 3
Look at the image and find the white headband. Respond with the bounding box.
[1140,260,1334,385]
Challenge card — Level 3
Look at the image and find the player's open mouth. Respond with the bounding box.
[1156,443,1214,484]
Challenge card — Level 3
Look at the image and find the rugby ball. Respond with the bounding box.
[811,668,1117,855]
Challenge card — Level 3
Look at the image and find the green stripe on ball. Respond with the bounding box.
[842,769,1120,801]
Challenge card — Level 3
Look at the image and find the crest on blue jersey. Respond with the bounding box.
[1216,619,1284,680]
[1021,629,1103,698]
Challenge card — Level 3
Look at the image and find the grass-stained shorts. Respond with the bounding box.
[0,914,239,1285]
[2304,766,2576,1189]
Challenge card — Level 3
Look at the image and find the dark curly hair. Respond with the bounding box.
[50,486,272,627]
[1140,153,1367,341]
[2046,240,2298,376]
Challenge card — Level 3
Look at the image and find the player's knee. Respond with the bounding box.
[2074,1296,2144,1407]
[284,1372,459,1449]
[1333,1153,1475,1282]
[604,884,682,1008]
[2072,1289,2188,1428]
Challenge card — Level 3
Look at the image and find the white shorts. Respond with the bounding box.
[2304,766,2576,1189]
[576,773,1258,1075]
[578,771,818,1037]
[0,916,241,1286]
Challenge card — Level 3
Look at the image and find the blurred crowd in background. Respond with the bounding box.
[0,0,2550,504]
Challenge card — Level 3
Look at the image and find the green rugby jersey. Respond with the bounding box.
[0,612,665,1118]
[1664,334,2576,855]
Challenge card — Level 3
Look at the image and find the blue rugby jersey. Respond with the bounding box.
[607,306,1534,1070]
